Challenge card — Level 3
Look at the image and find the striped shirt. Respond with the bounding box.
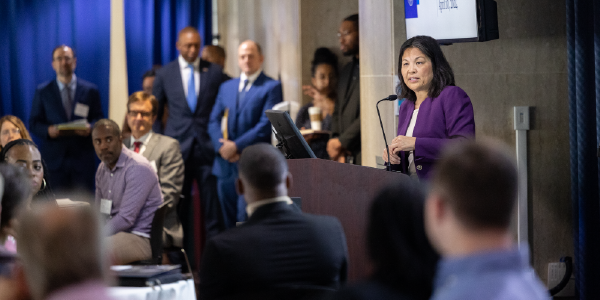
[95,146,163,238]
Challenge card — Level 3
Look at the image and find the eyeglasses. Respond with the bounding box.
[1,128,20,136]
[337,31,355,38]
[127,111,153,118]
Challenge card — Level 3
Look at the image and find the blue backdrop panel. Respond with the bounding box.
[0,0,110,127]
[124,0,212,98]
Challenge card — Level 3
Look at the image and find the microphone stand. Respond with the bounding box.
[376,95,397,172]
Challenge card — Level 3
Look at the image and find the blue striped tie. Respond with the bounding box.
[237,79,249,108]
[187,64,197,112]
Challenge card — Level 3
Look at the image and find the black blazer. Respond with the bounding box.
[153,59,228,161]
[332,59,361,164]
[199,201,348,300]
[29,78,103,171]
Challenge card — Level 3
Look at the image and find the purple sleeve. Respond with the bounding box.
[415,87,475,163]
[105,165,159,234]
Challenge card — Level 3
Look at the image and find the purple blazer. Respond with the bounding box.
[393,86,475,180]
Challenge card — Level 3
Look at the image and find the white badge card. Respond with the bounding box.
[74,103,90,118]
[100,199,113,215]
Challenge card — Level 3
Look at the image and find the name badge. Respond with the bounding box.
[100,199,112,215]
[74,103,89,118]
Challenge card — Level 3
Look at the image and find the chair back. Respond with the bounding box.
[148,199,171,264]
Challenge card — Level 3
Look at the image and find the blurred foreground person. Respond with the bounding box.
[17,204,115,300]
[425,140,549,300]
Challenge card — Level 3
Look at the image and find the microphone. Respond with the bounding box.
[376,95,398,171]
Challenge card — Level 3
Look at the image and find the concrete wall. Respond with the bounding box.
[441,0,571,284]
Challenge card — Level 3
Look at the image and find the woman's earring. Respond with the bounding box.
[41,178,47,191]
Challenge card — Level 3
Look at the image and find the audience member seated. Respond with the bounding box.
[0,164,30,253]
[17,203,115,300]
[122,67,163,139]
[425,140,549,300]
[1,139,54,203]
[123,91,185,249]
[297,48,338,159]
[0,115,32,152]
[331,181,439,300]
[92,119,163,265]
[199,143,348,300]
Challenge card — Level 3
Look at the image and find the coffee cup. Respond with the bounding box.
[308,106,322,130]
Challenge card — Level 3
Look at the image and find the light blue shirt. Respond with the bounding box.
[56,74,77,101]
[431,245,550,300]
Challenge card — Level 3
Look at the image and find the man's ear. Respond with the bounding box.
[235,178,244,196]
[285,172,293,190]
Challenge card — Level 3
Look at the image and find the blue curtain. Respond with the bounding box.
[0,0,110,127]
[124,0,212,96]
[567,0,600,298]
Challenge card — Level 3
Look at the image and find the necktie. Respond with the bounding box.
[133,141,142,153]
[237,79,249,108]
[63,85,73,119]
[187,64,197,112]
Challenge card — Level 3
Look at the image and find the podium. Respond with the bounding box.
[287,159,411,282]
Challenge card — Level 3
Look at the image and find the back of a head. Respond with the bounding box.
[17,204,106,300]
[238,144,288,191]
[0,163,31,231]
[431,139,518,230]
[368,181,439,299]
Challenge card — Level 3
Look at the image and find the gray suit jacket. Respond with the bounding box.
[124,133,185,248]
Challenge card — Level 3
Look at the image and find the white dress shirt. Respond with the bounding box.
[178,55,200,98]
[245,196,293,217]
[129,131,153,155]
[238,69,262,92]
[405,109,419,177]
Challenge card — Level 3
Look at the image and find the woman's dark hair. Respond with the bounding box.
[397,35,455,101]
[310,47,338,78]
[0,163,30,231]
[367,180,440,299]
[1,139,53,202]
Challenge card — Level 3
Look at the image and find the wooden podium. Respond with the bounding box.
[287,159,411,282]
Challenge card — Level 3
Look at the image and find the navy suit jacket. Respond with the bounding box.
[29,78,103,171]
[153,59,228,161]
[208,72,283,178]
[199,202,348,300]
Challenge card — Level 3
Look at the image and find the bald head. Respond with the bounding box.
[238,40,264,76]
[177,27,201,63]
[17,204,106,300]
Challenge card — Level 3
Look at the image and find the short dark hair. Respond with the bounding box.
[52,45,76,60]
[344,14,359,31]
[1,139,38,162]
[0,163,31,231]
[141,66,161,81]
[127,91,158,116]
[92,119,121,137]
[431,140,518,229]
[238,143,287,191]
[310,47,338,77]
[368,181,439,298]
[397,35,455,101]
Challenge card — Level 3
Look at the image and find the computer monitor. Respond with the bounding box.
[266,110,316,159]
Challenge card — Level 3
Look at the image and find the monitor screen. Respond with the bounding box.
[404,0,479,43]
[266,110,316,159]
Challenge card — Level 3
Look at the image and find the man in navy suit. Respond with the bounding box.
[153,27,228,252]
[199,144,348,300]
[29,45,104,195]
[208,40,283,229]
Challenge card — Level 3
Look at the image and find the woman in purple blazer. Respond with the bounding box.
[384,36,475,180]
